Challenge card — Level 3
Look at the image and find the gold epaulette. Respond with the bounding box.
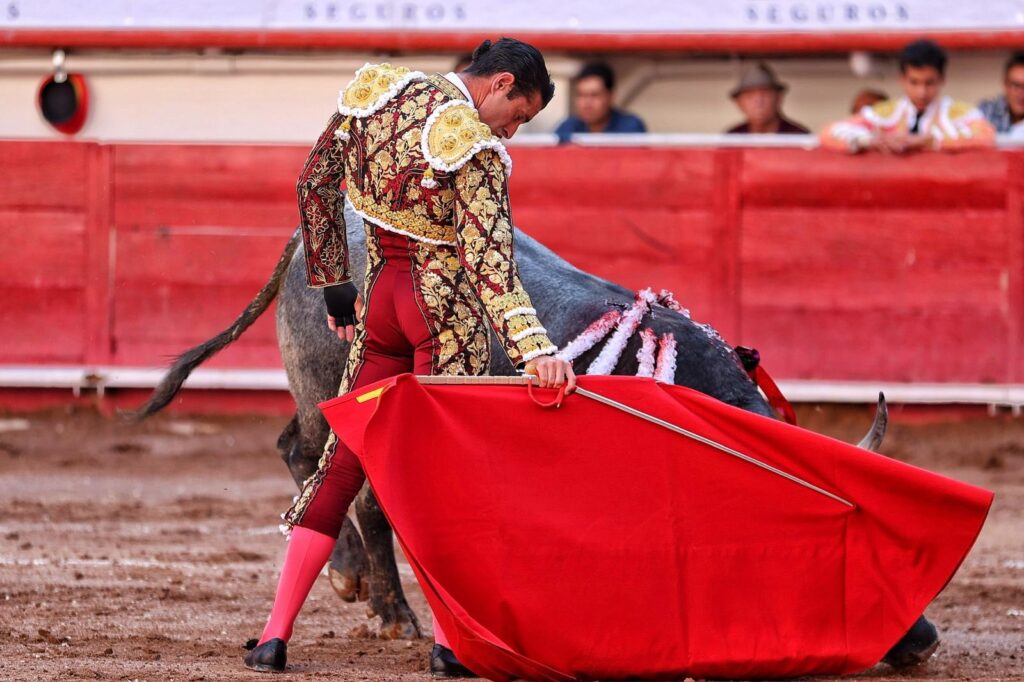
[861,97,906,127]
[337,62,425,119]
[870,99,897,118]
[946,100,976,120]
[422,101,513,177]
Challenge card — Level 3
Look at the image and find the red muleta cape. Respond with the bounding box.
[320,374,992,681]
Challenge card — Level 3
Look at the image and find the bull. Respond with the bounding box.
[133,205,887,639]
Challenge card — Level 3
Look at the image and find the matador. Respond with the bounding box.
[244,38,575,676]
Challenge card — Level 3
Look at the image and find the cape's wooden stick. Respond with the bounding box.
[416,375,532,385]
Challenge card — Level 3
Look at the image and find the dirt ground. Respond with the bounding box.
[0,402,1021,681]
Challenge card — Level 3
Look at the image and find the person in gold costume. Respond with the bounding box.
[244,38,575,677]
[821,40,994,153]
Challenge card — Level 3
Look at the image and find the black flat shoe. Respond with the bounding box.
[244,637,287,673]
[430,643,477,678]
[882,615,939,667]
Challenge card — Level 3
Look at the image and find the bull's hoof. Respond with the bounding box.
[365,590,423,640]
[328,564,368,603]
[882,615,939,667]
[378,617,421,641]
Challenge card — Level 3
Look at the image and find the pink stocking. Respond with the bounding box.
[432,612,450,648]
[258,526,337,644]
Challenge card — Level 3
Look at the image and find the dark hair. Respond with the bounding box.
[1005,50,1024,76]
[573,61,615,91]
[899,39,948,76]
[464,37,555,106]
[453,53,474,72]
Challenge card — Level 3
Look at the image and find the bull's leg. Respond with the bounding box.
[355,486,422,639]
[277,414,317,485]
[277,414,371,603]
[328,517,370,602]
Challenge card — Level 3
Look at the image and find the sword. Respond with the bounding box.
[415,374,854,509]
[573,385,854,509]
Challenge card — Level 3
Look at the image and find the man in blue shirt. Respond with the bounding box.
[978,51,1024,137]
[555,61,647,143]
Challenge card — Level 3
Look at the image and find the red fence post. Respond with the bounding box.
[1007,151,1024,384]
[84,143,114,365]
[710,148,743,342]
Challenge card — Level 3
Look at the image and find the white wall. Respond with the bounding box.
[617,52,1009,134]
[0,49,1011,143]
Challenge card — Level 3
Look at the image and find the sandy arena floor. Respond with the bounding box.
[0,403,1021,681]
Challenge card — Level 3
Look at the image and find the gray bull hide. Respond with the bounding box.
[136,204,885,639]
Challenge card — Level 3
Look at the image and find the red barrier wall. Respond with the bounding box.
[2,140,1022,384]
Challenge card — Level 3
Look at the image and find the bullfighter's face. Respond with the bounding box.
[475,72,543,140]
[900,65,943,113]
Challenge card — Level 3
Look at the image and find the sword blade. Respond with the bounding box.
[574,386,855,509]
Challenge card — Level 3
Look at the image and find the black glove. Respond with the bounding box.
[323,282,359,327]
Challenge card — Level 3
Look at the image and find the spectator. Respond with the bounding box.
[453,53,473,73]
[850,88,888,114]
[726,62,810,134]
[821,39,995,153]
[978,51,1024,137]
[554,61,646,143]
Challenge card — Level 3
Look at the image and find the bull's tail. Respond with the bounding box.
[125,228,302,421]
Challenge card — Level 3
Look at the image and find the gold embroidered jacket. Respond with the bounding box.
[297,63,556,368]
[821,95,996,152]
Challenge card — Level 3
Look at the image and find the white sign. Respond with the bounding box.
[4,0,1024,32]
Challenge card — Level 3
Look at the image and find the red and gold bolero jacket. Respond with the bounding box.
[297,63,556,368]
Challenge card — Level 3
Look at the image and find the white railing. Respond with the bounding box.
[0,365,288,396]
[1,365,1022,408]
[509,132,1024,149]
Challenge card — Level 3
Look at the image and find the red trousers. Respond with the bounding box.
[298,229,434,538]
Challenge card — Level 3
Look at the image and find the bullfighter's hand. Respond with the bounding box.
[869,134,902,154]
[874,133,924,155]
[324,282,363,343]
[903,134,931,152]
[326,294,363,343]
[865,133,895,153]
[524,355,576,393]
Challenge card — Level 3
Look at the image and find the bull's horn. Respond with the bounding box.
[856,392,888,452]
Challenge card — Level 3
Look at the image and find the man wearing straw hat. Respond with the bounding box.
[726,62,810,135]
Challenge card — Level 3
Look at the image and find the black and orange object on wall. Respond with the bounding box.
[37,72,89,135]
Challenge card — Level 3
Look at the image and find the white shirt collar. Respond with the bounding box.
[443,72,476,109]
[902,95,946,127]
